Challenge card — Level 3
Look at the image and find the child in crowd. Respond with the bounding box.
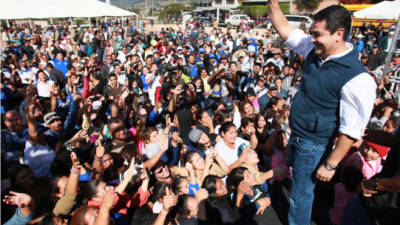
[344,140,390,179]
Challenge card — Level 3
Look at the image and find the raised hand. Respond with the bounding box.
[256,197,271,215]
[3,191,33,208]
[185,162,194,172]
[162,187,178,212]
[70,152,82,171]
[194,188,209,202]
[204,154,213,167]
[139,168,149,181]
[101,187,115,210]
[247,126,256,135]
[237,181,251,195]
[159,133,169,152]
[83,68,88,77]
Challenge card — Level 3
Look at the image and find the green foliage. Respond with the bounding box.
[295,0,321,11]
[239,3,290,17]
[187,1,197,11]
[279,3,290,14]
[158,3,187,21]
[238,5,269,17]
[74,18,86,26]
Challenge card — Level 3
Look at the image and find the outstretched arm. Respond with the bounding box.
[268,0,294,41]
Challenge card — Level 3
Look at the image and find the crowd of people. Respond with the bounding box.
[1,2,400,225]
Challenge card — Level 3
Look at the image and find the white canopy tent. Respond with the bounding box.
[0,0,137,20]
[353,0,400,20]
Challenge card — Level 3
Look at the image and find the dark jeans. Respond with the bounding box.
[288,136,327,225]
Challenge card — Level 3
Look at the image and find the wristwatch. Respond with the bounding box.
[371,177,380,191]
[324,162,337,171]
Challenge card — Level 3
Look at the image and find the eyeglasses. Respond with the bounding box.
[154,165,166,174]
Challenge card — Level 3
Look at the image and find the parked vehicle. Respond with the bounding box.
[225,14,255,27]
[285,15,313,29]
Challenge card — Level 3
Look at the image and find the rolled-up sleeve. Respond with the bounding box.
[285,28,314,58]
[339,73,376,140]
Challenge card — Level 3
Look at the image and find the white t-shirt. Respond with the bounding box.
[19,67,36,84]
[143,142,161,160]
[36,80,54,97]
[214,137,249,166]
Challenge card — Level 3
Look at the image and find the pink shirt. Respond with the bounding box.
[344,151,382,179]
[271,149,290,181]
[252,98,260,112]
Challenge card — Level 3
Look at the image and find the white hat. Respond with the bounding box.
[357,34,364,38]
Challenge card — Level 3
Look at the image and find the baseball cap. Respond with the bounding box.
[44,112,61,125]
[189,128,204,143]
[245,87,256,97]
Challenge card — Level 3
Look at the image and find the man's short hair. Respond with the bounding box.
[313,5,351,41]
[108,73,117,79]
[46,63,54,69]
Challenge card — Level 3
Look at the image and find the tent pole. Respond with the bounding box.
[69,17,73,25]
[383,14,400,76]
[136,15,138,26]
[29,19,32,28]
[88,17,91,28]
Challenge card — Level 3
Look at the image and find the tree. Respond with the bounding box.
[158,3,187,22]
[239,5,269,17]
[127,7,140,15]
[238,3,289,17]
[295,0,322,11]
[187,1,197,11]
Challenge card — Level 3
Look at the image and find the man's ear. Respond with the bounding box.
[335,28,346,42]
